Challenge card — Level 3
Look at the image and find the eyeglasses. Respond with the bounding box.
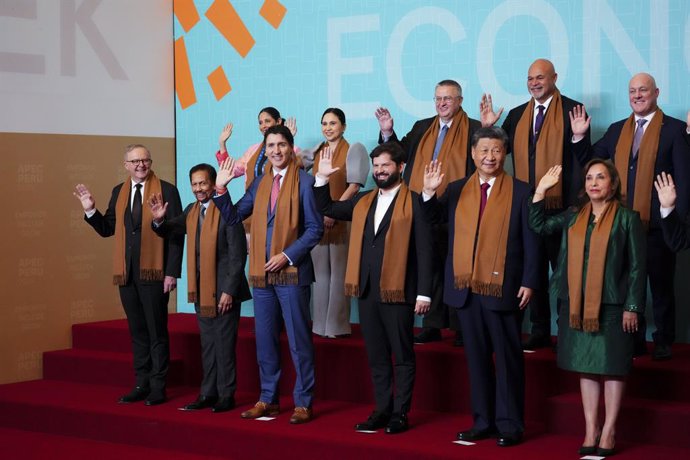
[433,96,460,103]
[126,159,152,166]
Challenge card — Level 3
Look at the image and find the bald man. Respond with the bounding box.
[480,59,591,350]
[584,73,690,361]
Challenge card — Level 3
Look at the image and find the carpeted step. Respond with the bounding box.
[546,391,690,449]
[43,348,188,387]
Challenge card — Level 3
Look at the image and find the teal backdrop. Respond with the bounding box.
[173,0,690,341]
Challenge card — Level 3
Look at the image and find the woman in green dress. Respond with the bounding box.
[529,159,646,457]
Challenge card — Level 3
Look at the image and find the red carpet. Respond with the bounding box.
[1,313,689,459]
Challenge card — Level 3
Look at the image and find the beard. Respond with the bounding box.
[373,170,401,189]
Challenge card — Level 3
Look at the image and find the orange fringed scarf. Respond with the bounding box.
[248,161,300,287]
[344,184,413,303]
[186,202,220,318]
[112,172,164,285]
[614,111,663,228]
[313,139,350,245]
[408,109,470,196]
[567,201,618,332]
[452,172,513,297]
[513,90,564,209]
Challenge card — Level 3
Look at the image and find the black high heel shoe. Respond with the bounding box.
[578,433,601,455]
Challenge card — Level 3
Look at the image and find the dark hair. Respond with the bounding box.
[576,158,622,207]
[471,126,510,149]
[370,142,406,165]
[189,163,217,183]
[258,107,283,124]
[321,107,346,125]
[264,124,294,147]
[436,79,463,97]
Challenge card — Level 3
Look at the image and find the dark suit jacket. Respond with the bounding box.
[422,176,540,311]
[213,168,323,286]
[152,202,251,303]
[85,179,183,282]
[379,115,482,184]
[314,183,433,304]
[660,209,690,253]
[589,114,690,229]
[502,95,591,210]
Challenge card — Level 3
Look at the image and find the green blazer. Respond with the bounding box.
[528,200,646,313]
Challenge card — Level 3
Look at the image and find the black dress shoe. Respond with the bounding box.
[354,410,391,431]
[456,428,496,442]
[652,343,672,361]
[578,445,597,455]
[453,330,464,347]
[414,328,442,344]
[182,395,217,411]
[596,446,616,456]
[496,432,523,447]
[384,413,408,434]
[118,386,150,404]
[354,411,391,431]
[522,334,551,350]
[144,390,166,406]
[212,396,235,413]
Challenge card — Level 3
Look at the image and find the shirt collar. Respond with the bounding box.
[379,182,402,198]
[634,110,657,124]
[533,95,554,111]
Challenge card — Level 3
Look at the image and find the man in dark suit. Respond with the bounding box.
[421,127,540,447]
[74,144,183,405]
[375,79,481,346]
[213,125,323,424]
[585,73,690,360]
[313,142,432,434]
[148,163,251,413]
[479,59,591,349]
[656,172,690,252]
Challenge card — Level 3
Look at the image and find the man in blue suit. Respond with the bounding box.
[213,125,323,424]
[584,73,690,361]
[421,127,540,447]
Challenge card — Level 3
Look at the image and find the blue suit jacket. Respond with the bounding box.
[422,176,540,311]
[213,167,323,286]
[589,113,690,229]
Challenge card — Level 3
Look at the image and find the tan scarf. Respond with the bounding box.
[249,160,300,287]
[344,183,413,303]
[186,201,220,318]
[567,201,618,332]
[614,110,663,228]
[112,172,164,285]
[313,139,349,245]
[514,90,564,209]
[453,172,513,297]
[408,109,470,196]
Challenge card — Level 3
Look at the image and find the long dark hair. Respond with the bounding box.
[576,158,622,209]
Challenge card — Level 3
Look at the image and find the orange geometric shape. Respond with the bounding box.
[207,66,232,101]
[173,0,200,33]
[205,0,255,58]
[174,36,197,110]
[259,0,287,29]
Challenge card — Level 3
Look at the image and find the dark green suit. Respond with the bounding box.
[528,201,646,375]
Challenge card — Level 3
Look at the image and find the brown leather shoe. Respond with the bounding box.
[240,401,280,419]
[289,407,313,424]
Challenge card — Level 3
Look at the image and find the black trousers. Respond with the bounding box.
[358,294,416,415]
[196,301,242,398]
[118,274,170,391]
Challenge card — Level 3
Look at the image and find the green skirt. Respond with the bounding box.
[557,302,633,376]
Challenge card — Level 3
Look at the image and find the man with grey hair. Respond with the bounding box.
[74,144,183,405]
[375,79,482,345]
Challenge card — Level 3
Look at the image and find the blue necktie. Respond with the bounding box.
[632,119,647,160]
[432,124,449,160]
[533,105,545,143]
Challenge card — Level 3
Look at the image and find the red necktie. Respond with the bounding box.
[270,173,281,212]
[479,182,491,222]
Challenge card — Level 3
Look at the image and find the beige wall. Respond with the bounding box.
[0,133,175,384]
